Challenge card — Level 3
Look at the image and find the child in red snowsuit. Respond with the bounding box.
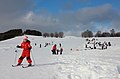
[51,44,57,55]
[17,36,32,66]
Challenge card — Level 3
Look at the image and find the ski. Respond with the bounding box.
[12,64,23,67]
[22,65,35,68]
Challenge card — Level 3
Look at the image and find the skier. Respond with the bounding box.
[93,39,96,49]
[56,49,59,55]
[35,43,37,46]
[16,36,32,66]
[51,44,57,55]
[56,43,63,55]
[44,43,48,47]
[60,47,63,55]
[102,42,107,50]
[58,43,63,55]
[59,43,62,47]
[104,42,108,49]
[40,44,41,48]
[108,42,111,46]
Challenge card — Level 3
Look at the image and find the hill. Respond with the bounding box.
[0,36,120,79]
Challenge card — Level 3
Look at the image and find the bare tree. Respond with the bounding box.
[110,29,115,37]
[81,30,93,38]
[102,32,110,37]
[43,33,47,38]
[43,33,49,37]
[50,33,54,37]
[95,31,102,37]
[115,32,120,37]
[55,32,59,38]
[59,32,64,38]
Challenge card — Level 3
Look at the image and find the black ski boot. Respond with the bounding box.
[28,63,32,66]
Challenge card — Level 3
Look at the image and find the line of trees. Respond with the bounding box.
[43,32,64,38]
[24,29,42,36]
[0,29,64,41]
[0,29,23,41]
[0,29,42,41]
[82,29,120,38]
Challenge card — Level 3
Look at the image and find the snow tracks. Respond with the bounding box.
[53,55,120,79]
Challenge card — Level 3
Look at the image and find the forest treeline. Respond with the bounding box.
[81,29,120,37]
[0,29,64,41]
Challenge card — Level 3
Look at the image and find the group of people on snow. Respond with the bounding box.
[85,38,111,50]
[51,43,63,55]
[34,41,53,48]
[34,41,63,55]
[15,36,63,66]
[14,36,112,66]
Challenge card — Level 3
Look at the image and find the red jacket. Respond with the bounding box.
[52,45,56,50]
[20,40,32,51]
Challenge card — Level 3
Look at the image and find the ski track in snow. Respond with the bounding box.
[0,36,120,79]
[55,55,120,79]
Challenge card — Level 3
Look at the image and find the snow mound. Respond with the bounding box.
[55,55,120,79]
[0,36,120,79]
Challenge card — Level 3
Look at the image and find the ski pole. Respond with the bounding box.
[14,49,18,64]
[31,50,36,65]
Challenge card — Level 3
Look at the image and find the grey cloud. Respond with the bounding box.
[0,0,34,32]
[57,4,118,32]
[0,0,34,23]
[62,0,91,10]
[14,4,120,34]
[73,4,120,31]
[0,2,120,36]
[75,4,113,23]
[0,0,33,14]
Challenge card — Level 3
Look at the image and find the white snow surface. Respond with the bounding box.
[0,35,120,79]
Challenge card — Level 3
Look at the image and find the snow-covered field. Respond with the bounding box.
[0,35,120,79]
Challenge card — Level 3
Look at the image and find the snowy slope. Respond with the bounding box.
[0,36,120,79]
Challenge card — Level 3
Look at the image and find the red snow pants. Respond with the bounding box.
[18,50,32,64]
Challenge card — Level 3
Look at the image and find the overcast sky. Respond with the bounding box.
[0,0,120,36]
